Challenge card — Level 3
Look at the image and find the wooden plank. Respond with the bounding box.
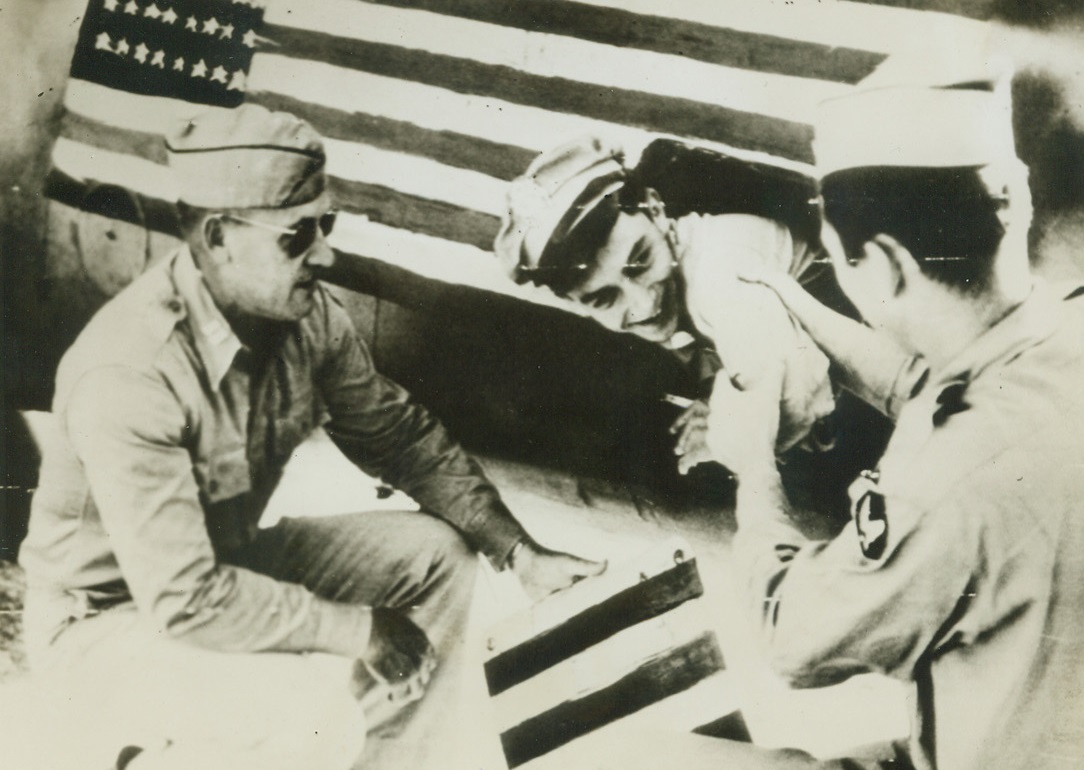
[500,632,725,768]
[485,558,705,696]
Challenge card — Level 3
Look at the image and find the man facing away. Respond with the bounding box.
[707,58,1084,769]
[16,104,602,770]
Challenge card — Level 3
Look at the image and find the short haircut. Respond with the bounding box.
[526,172,652,296]
[821,166,1009,295]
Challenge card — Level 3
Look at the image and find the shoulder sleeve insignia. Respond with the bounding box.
[854,485,889,560]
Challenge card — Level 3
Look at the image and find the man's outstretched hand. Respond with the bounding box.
[510,539,606,601]
[352,607,437,713]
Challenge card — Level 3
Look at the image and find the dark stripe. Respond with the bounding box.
[45,167,181,237]
[262,24,815,163]
[60,110,168,164]
[368,0,884,85]
[330,177,500,250]
[857,0,994,19]
[500,632,725,768]
[485,558,705,697]
[693,710,752,742]
[249,91,536,182]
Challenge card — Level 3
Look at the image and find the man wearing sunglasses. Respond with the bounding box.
[17,104,602,770]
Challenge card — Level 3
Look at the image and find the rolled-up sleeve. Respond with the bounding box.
[65,365,372,657]
[317,297,528,568]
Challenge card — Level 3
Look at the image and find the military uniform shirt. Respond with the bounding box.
[732,280,1084,770]
[20,247,528,656]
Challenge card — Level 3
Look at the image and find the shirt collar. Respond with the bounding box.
[171,246,243,391]
[931,278,1060,394]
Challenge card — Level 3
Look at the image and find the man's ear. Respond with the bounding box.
[865,233,920,298]
[201,215,228,259]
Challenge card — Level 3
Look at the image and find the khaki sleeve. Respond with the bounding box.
[731,487,978,687]
[66,365,372,657]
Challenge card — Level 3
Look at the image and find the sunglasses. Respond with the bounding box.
[223,209,338,259]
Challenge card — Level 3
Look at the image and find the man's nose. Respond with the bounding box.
[621,286,657,329]
[304,235,335,269]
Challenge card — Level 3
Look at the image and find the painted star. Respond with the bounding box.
[172,56,185,72]
[124,0,139,15]
[150,49,166,68]
[227,69,247,91]
[161,7,177,24]
[94,32,112,51]
[103,0,119,11]
[242,28,258,48]
[202,17,220,35]
[210,65,228,83]
[191,59,208,78]
[185,15,198,31]
[133,42,149,63]
[115,37,130,55]
[143,3,161,19]
[219,23,234,40]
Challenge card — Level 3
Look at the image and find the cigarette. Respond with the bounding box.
[661,393,695,409]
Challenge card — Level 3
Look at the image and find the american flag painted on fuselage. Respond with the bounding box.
[48,0,989,305]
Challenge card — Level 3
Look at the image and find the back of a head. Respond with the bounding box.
[814,52,1026,295]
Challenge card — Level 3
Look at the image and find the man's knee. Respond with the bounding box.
[404,514,478,605]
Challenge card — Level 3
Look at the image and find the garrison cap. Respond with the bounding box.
[166,104,327,209]
[813,50,1018,178]
[494,135,627,282]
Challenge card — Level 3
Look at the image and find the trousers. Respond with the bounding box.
[16,509,478,770]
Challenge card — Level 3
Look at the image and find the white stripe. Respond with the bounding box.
[485,537,696,657]
[571,0,989,57]
[248,54,813,173]
[263,0,849,124]
[62,80,509,217]
[491,599,720,731]
[329,211,581,312]
[325,139,506,216]
[63,79,235,137]
[52,137,177,200]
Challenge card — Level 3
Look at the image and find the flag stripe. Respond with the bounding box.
[248,55,812,173]
[259,23,816,162]
[362,0,885,84]
[569,0,987,54]
[59,109,169,165]
[855,0,993,19]
[262,1,853,125]
[500,632,725,768]
[331,177,499,251]
[324,138,506,215]
[248,90,536,182]
[485,558,704,697]
[45,167,180,236]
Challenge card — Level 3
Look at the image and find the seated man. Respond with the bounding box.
[17,104,602,770]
